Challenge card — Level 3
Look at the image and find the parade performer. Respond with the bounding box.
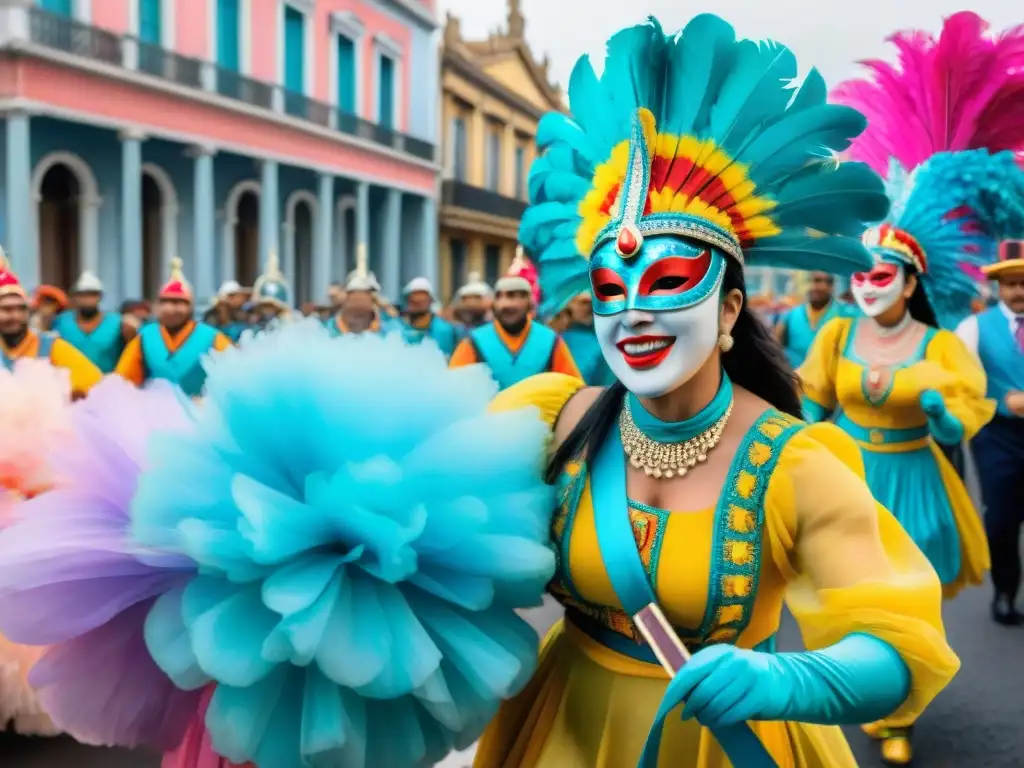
[449,268,581,388]
[0,357,72,738]
[203,280,249,342]
[28,284,68,332]
[114,258,232,397]
[0,15,962,768]
[401,276,459,356]
[826,14,1024,760]
[327,253,399,336]
[0,252,102,397]
[774,271,850,369]
[250,251,294,332]
[557,291,614,386]
[477,14,953,767]
[957,238,1024,625]
[53,270,133,373]
[451,272,492,330]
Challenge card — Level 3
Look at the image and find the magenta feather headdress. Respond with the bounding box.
[832,12,1024,175]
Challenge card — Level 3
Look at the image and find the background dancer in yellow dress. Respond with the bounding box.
[811,11,1024,763]
[473,14,958,768]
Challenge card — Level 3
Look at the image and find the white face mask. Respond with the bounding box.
[851,263,905,318]
[593,280,722,399]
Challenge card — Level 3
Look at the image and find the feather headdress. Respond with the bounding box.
[863,150,1024,329]
[520,14,889,315]
[833,12,1024,176]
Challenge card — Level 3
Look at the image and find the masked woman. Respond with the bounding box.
[469,14,963,768]
[0,15,960,768]
[802,13,1024,763]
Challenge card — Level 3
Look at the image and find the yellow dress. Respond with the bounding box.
[798,317,992,598]
[475,374,958,768]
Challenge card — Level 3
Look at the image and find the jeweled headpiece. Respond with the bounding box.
[520,15,890,315]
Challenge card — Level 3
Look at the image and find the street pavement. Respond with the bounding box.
[2,585,1021,767]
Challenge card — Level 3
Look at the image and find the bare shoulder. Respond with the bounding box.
[552,385,605,452]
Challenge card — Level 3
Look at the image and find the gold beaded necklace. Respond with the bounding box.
[619,399,734,479]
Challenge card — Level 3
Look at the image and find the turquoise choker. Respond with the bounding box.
[619,375,735,478]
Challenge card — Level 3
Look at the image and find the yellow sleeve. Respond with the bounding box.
[114,336,146,386]
[764,422,959,728]
[488,372,586,428]
[921,329,996,440]
[448,338,479,369]
[795,316,851,410]
[49,338,103,396]
[212,332,233,352]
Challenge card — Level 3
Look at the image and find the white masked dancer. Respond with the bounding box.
[811,12,1024,763]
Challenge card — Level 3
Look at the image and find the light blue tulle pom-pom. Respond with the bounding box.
[132,319,556,767]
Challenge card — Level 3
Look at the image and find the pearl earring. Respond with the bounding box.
[718,332,734,353]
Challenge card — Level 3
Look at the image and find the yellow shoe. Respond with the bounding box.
[861,721,886,740]
[880,732,912,765]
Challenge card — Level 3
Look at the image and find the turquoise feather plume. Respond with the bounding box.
[520,14,888,316]
[880,149,1024,329]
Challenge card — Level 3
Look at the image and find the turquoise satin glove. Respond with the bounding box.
[919,389,964,445]
[672,633,910,728]
[802,397,828,423]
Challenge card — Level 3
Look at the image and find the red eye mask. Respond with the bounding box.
[852,263,900,288]
[637,252,712,296]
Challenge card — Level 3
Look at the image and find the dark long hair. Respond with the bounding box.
[545,258,801,482]
[906,268,939,327]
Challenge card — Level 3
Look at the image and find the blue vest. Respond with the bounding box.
[139,323,219,398]
[783,301,845,369]
[977,307,1024,418]
[561,323,612,386]
[1,332,56,371]
[53,311,124,373]
[469,322,559,391]
[402,315,459,357]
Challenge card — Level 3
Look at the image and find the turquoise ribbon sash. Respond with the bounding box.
[590,407,776,768]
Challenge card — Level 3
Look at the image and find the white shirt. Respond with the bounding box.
[955,302,1023,358]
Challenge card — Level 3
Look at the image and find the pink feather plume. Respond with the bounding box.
[832,12,1024,176]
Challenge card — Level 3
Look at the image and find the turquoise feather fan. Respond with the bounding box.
[877,149,1024,329]
[521,15,890,316]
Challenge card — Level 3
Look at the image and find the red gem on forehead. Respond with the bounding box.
[616,225,641,257]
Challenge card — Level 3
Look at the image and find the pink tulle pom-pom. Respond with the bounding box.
[0,359,73,498]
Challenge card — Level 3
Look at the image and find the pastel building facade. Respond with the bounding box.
[0,0,439,308]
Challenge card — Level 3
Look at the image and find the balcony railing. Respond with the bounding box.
[441,180,527,220]
[137,40,202,89]
[216,68,275,111]
[30,8,121,66]
[24,8,436,165]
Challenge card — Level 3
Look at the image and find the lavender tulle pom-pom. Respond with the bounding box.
[0,377,201,749]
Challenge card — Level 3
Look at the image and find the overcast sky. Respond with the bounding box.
[435,0,1021,89]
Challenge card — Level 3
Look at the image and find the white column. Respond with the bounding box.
[189,145,217,303]
[5,110,35,287]
[119,129,144,300]
[259,160,280,268]
[381,188,401,300]
[314,173,334,303]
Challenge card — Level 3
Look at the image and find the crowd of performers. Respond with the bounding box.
[0,10,1023,768]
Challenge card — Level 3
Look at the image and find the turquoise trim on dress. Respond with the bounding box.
[554,463,588,602]
[696,410,805,646]
[834,413,930,446]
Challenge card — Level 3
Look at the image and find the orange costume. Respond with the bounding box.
[115,259,231,397]
[0,259,102,398]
